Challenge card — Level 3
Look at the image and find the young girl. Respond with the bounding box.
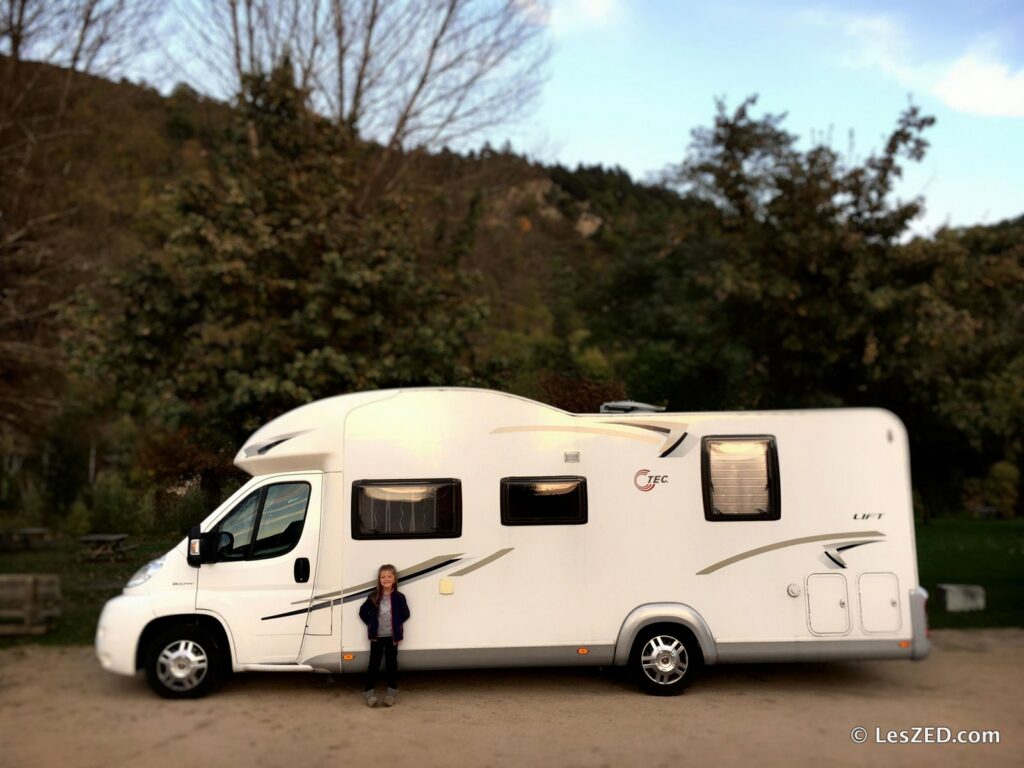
[358,564,411,707]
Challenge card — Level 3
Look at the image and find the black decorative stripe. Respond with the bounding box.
[825,551,847,568]
[260,557,462,621]
[659,432,688,458]
[609,421,671,434]
[836,541,874,552]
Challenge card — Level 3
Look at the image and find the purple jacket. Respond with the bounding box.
[359,590,411,642]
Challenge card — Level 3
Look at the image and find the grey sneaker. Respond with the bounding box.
[384,687,397,707]
[364,690,378,707]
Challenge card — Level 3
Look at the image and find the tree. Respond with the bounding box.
[589,97,936,407]
[0,0,161,444]
[1,1,161,124]
[586,97,1023,513]
[68,62,489,481]
[178,0,548,148]
[175,0,548,201]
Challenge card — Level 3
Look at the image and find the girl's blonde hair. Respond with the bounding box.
[371,563,398,606]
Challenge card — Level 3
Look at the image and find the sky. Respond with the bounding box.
[493,0,1024,235]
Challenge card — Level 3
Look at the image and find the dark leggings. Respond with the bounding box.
[364,637,398,691]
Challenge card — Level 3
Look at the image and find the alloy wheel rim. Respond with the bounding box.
[156,639,209,691]
[640,635,688,685]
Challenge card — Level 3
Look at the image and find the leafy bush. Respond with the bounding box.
[66,499,92,538]
[91,471,139,532]
[964,461,1020,519]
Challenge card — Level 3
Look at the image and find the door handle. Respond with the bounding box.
[294,557,310,583]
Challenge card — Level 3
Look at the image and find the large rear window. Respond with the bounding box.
[352,479,462,539]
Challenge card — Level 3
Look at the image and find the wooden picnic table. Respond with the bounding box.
[9,527,55,549]
[78,533,132,562]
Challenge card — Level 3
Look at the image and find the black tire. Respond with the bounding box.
[630,625,702,696]
[144,624,224,699]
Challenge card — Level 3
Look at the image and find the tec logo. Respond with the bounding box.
[634,469,669,492]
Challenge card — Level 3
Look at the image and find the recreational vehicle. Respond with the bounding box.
[95,388,930,698]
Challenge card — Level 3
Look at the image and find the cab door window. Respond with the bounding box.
[214,482,311,559]
[251,483,311,558]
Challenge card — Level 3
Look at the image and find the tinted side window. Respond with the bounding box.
[501,476,588,526]
[215,491,260,560]
[251,483,311,559]
[701,436,781,521]
[352,480,461,539]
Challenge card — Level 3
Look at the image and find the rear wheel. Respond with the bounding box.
[144,624,223,699]
[631,625,702,696]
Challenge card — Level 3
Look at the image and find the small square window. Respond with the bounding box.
[701,436,780,521]
[501,476,588,526]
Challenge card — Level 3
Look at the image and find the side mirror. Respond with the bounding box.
[215,530,234,558]
[187,525,202,567]
[186,525,224,567]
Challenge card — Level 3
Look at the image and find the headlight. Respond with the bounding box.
[126,555,166,588]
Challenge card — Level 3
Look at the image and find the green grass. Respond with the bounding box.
[915,518,1024,629]
[0,534,180,646]
[1,519,1020,647]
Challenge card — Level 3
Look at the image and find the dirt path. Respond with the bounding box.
[1,629,1021,768]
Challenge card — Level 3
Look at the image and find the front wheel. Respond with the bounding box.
[144,624,223,699]
[631,626,702,696]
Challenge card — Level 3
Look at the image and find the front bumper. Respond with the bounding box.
[95,594,156,676]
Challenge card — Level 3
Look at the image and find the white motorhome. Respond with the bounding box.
[96,388,930,698]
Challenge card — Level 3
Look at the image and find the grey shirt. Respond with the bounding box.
[377,593,393,637]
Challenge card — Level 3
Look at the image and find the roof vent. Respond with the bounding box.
[599,400,666,414]
[242,429,311,458]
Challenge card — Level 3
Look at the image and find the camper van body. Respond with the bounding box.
[96,388,930,697]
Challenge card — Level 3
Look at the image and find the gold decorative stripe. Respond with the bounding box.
[697,531,886,575]
[491,425,661,444]
[450,548,514,577]
[297,553,463,604]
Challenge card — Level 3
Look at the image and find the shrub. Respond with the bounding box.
[964,461,1020,519]
[66,498,92,538]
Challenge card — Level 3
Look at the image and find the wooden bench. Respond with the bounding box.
[0,574,62,635]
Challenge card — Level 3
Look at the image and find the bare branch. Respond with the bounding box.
[348,0,381,134]
[330,0,346,117]
[172,0,548,152]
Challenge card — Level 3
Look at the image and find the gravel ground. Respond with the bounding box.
[0,629,1021,768]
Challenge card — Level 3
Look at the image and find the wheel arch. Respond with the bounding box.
[136,613,234,671]
[613,603,718,666]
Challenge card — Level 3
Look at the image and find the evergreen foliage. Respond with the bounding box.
[580,97,1022,513]
[0,66,1018,525]
[68,62,487,479]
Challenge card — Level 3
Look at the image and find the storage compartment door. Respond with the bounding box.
[858,572,901,633]
[806,573,850,635]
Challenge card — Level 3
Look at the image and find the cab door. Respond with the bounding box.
[196,473,322,664]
